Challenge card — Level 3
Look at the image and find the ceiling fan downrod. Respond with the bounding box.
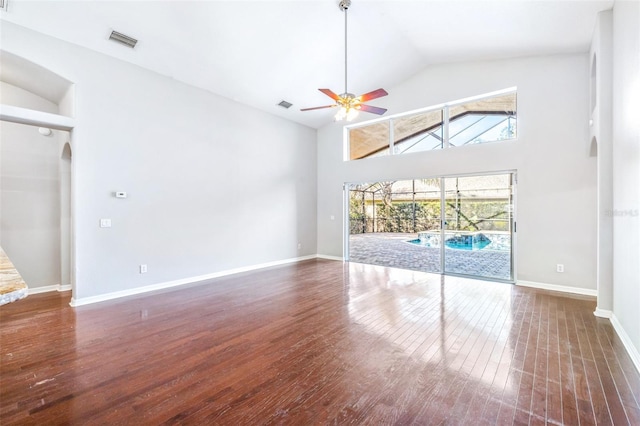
[340,0,351,97]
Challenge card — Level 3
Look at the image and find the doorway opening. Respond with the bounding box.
[0,122,73,293]
[346,172,515,282]
[0,50,76,300]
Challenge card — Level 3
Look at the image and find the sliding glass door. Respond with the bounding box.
[346,172,515,282]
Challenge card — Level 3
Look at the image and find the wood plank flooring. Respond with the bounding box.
[1,259,639,424]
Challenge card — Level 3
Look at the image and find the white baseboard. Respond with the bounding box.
[28,285,58,295]
[594,307,613,318]
[316,254,343,261]
[516,280,597,297]
[28,284,71,295]
[610,314,640,374]
[70,254,318,307]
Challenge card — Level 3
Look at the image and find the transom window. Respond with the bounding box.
[347,88,517,161]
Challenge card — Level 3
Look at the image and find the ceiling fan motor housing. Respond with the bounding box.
[337,93,357,108]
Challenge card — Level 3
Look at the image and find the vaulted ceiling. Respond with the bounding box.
[0,0,613,129]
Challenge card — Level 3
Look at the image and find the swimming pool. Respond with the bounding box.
[443,233,491,250]
[407,231,509,251]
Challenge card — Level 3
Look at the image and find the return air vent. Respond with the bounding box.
[0,0,8,11]
[277,100,293,109]
[109,30,138,48]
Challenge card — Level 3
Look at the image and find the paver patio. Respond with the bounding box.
[348,233,511,280]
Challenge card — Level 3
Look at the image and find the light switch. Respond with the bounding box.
[100,218,112,228]
[115,192,127,198]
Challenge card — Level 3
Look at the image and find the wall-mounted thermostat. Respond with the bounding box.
[115,192,127,198]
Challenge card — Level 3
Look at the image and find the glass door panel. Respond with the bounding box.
[347,179,442,273]
[443,174,513,280]
[410,178,442,273]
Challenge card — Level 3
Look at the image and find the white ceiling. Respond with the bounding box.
[0,0,613,129]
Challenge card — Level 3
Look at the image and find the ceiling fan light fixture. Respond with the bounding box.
[334,93,359,121]
[335,106,359,122]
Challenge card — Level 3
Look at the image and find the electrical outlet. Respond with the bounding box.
[297,243,302,250]
[556,264,564,273]
[139,264,147,274]
[100,218,112,228]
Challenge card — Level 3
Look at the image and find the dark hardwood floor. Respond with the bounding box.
[1,259,639,425]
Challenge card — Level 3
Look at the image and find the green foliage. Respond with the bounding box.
[445,200,509,231]
[349,194,367,234]
[349,184,510,234]
[350,197,508,235]
[375,201,442,233]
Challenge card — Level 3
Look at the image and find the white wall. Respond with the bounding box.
[1,22,317,302]
[317,54,596,291]
[612,0,640,363]
[590,11,614,314]
[0,81,64,288]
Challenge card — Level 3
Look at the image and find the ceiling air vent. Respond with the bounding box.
[109,30,138,48]
[0,0,8,11]
[277,100,293,109]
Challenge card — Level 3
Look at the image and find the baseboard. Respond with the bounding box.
[594,308,613,318]
[610,314,640,374]
[28,285,58,295]
[316,254,344,261]
[28,284,71,295]
[70,254,318,307]
[516,280,597,297]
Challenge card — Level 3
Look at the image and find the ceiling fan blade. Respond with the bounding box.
[319,88,342,101]
[358,88,388,102]
[301,105,337,111]
[358,104,387,115]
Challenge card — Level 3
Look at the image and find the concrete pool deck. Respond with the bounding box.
[348,233,512,280]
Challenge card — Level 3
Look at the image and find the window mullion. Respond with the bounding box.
[389,119,394,155]
[443,106,450,149]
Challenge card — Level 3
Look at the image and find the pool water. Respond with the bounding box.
[407,238,436,247]
[444,238,491,250]
[408,232,493,251]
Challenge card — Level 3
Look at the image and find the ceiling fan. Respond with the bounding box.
[301,0,388,122]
